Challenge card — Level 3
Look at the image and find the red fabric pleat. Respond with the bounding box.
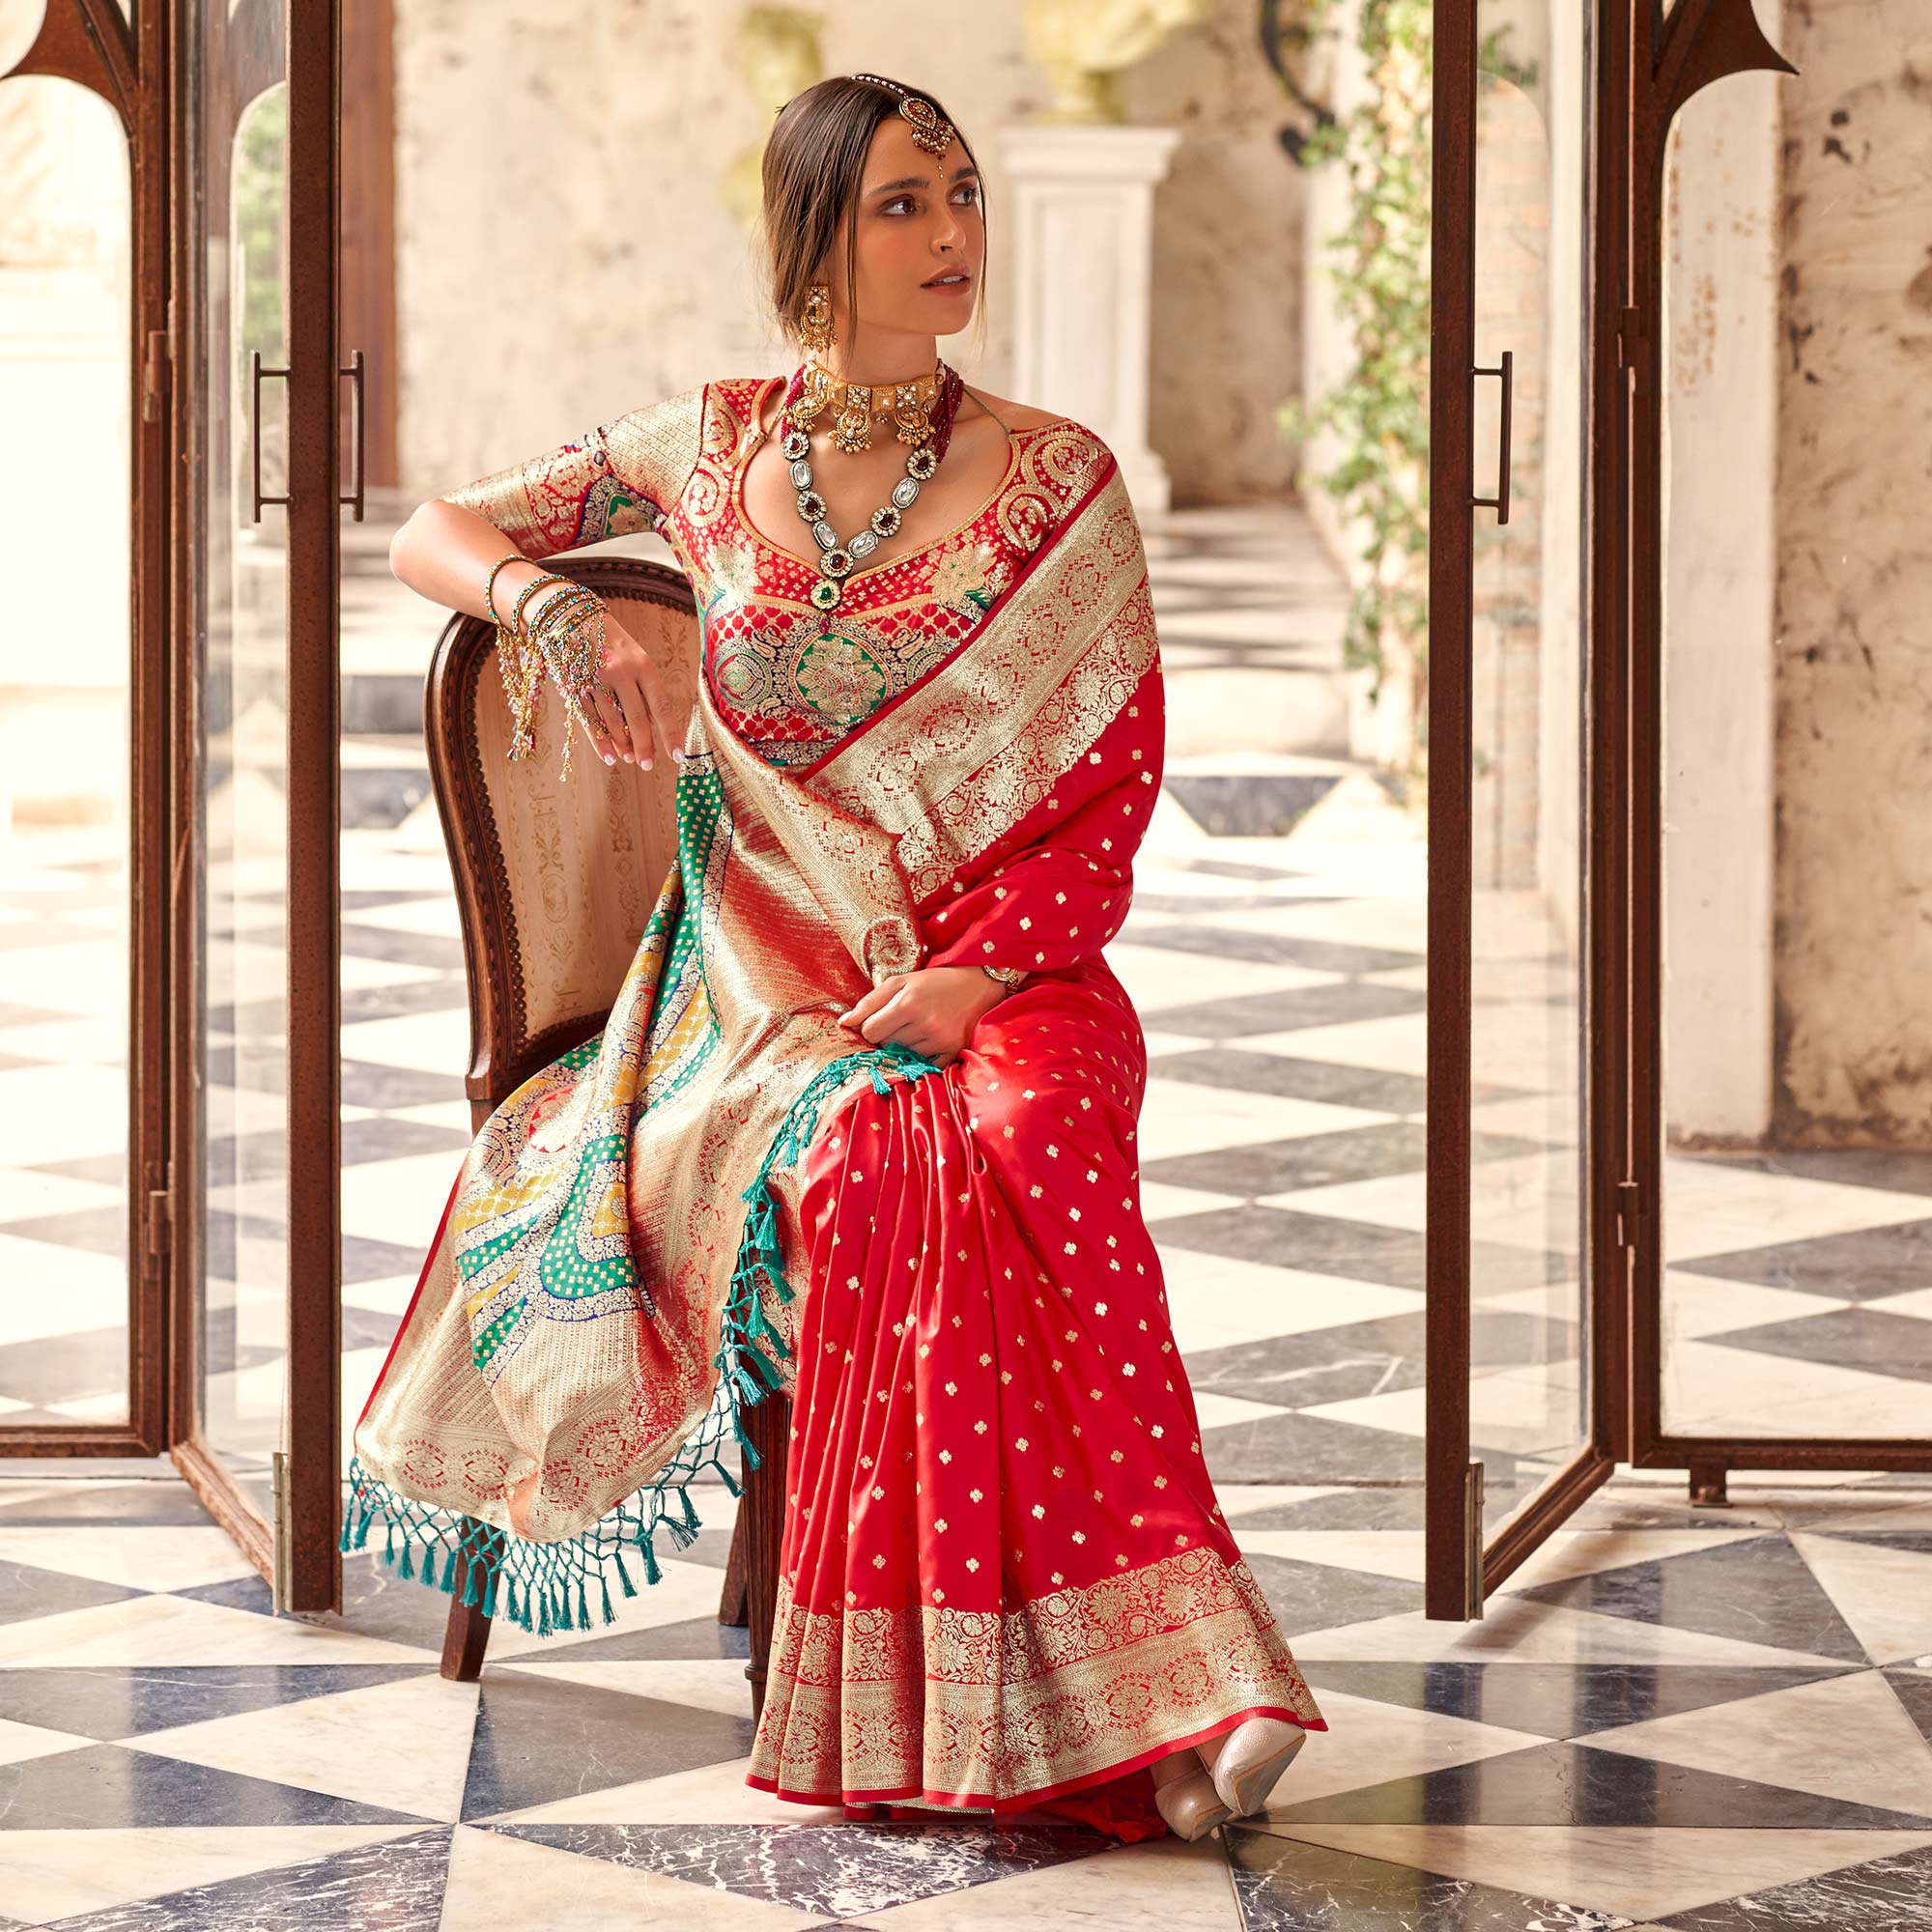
[743,955,1322,1826]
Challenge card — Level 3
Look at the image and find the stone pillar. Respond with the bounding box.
[997,123,1181,513]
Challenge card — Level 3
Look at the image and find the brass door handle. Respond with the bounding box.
[250,350,291,522]
[339,349,366,521]
[1472,349,1513,526]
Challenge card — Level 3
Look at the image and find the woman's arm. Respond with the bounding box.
[387,384,706,767]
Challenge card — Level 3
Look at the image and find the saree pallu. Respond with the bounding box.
[342,416,1325,1808]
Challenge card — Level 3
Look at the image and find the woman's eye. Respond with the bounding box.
[883,185,980,216]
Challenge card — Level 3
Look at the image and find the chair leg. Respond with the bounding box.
[440,1520,493,1682]
[738,1392,791,1731]
[720,1509,751,1629]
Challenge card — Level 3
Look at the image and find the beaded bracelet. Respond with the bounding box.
[483,551,526,628]
[495,571,613,783]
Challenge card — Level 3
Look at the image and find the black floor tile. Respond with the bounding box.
[1145,1045,1432,1113]
[1675,1216,1932,1301]
[340,1116,477,1168]
[1655,1839,1932,1930]
[1299,1659,1856,1740]
[1241,1552,1417,1633]
[1201,1407,1426,1488]
[0,1326,136,1407]
[1697,1305,1932,1384]
[1162,773,1340,837]
[1141,979,1426,1041]
[337,923,466,973]
[461,1670,753,1820]
[340,1060,469,1110]
[0,1663,438,1742]
[1228,1486,1429,1531]
[1155,1202,1566,1296]
[43,1823,452,1932]
[1266,1738,1932,1829]
[526,1610,753,1665]
[1125,923,1421,979]
[485,1816,1112,1918]
[1884,1666,1932,1749]
[1226,1824,1630,1932]
[1512,1533,1868,1662]
[0,1556,144,1629]
[0,1742,432,1831]
[1188,1307,1578,1411]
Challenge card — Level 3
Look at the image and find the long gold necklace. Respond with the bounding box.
[776,360,964,612]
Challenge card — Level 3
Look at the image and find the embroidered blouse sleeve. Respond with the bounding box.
[438,381,707,557]
[922,650,1165,982]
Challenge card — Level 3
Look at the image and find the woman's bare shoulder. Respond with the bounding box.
[958,388,1079,435]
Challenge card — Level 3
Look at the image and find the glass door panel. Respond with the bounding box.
[1466,0,1595,1535]
[1651,54,1932,1462]
[1428,0,1609,1614]
[185,1,290,1521]
[0,66,135,1433]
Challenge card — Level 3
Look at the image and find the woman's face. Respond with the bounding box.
[816,114,983,345]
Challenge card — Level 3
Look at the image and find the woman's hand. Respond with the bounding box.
[529,586,681,772]
[838,965,1009,1066]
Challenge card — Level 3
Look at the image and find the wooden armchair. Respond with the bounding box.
[420,554,789,1725]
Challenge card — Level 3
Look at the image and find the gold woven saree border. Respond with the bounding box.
[746,1544,1325,1803]
[802,465,1157,899]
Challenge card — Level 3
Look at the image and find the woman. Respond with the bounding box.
[346,72,1324,1843]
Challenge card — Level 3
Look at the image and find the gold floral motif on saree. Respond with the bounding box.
[747,1545,1324,1802]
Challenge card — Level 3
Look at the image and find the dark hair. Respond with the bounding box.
[760,75,988,360]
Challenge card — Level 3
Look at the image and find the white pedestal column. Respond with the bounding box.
[998,124,1181,515]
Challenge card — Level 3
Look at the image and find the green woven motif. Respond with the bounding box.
[537,1128,636,1307]
[341,1036,944,1637]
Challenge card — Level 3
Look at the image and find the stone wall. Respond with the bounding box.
[1770,0,1932,1144]
[391,0,1306,505]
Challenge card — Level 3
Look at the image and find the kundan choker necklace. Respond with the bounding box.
[777,357,967,612]
[790,356,945,457]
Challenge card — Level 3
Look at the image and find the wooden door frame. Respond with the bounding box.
[0,1,173,1460]
[1425,0,1629,1619]
[160,0,345,1615]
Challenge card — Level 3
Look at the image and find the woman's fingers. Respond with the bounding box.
[578,703,619,766]
[589,683,635,762]
[625,650,682,769]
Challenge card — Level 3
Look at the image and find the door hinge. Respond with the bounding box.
[1465,1459,1486,1617]
[141,325,174,422]
[270,1448,293,1617]
[1614,1177,1643,1248]
[1614,305,1647,390]
[145,1181,173,1258]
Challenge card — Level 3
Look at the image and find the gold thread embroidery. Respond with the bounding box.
[747,1545,1324,1801]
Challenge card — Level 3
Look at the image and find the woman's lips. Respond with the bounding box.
[923,273,973,293]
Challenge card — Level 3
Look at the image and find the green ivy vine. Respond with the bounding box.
[1268,0,1433,751]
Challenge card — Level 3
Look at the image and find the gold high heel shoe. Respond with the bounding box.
[1195,1717,1309,1819]
[1149,1745,1232,1840]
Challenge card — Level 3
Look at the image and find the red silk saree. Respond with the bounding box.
[343,372,1325,1829]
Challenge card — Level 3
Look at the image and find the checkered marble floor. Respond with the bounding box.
[5,503,1932,1922]
[3,1470,1932,1926]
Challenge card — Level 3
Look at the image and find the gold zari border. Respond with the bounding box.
[805,467,1157,900]
[746,1543,1325,1803]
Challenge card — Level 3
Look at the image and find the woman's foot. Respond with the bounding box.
[1194,1717,1309,1819]
[1149,1745,1231,1840]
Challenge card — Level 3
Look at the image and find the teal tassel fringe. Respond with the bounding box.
[340,1037,941,1637]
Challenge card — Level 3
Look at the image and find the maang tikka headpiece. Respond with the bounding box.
[849,73,954,157]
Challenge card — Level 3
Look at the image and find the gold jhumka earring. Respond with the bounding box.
[788,75,959,459]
